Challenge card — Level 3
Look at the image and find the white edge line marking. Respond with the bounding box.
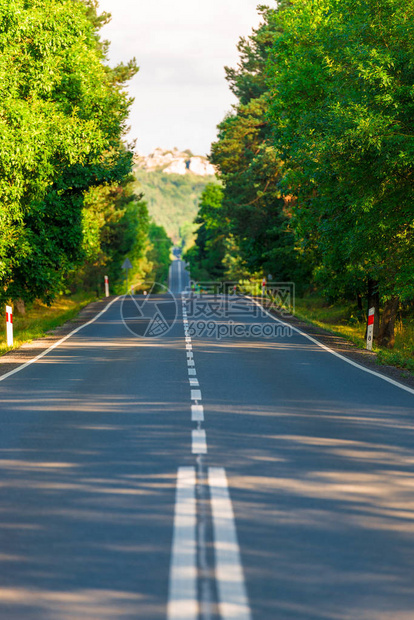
[192,429,207,454]
[209,467,252,620]
[0,296,121,384]
[247,296,414,397]
[167,467,198,620]
[191,404,204,422]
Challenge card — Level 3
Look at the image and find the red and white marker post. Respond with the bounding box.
[261,278,266,297]
[366,307,375,351]
[104,275,109,298]
[6,305,13,347]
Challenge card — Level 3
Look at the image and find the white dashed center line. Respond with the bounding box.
[191,389,202,401]
[192,430,207,454]
[191,405,204,422]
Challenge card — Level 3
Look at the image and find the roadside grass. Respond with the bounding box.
[0,292,97,356]
[290,295,414,375]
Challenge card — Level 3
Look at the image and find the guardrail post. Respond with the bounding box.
[367,307,375,350]
[6,305,13,347]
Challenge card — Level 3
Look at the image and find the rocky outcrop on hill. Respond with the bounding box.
[134,148,216,177]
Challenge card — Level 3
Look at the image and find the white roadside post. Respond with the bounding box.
[366,307,375,351]
[6,305,13,347]
[104,275,109,298]
[261,277,266,297]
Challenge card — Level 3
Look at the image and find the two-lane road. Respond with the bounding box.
[0,259,413,619]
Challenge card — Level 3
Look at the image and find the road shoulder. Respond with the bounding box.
[260,298,414,392]
[0,296,118,380]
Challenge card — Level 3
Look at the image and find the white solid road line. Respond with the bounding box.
[247,296,414,397]
[0,296,121,384]
[208,468,252,620]
[191,404,204,422]
[191,389,202,401]
[167,468,198,620]
[192,430,207,454]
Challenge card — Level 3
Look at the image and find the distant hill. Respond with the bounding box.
[134,148,216,177]
[133,149,217,247]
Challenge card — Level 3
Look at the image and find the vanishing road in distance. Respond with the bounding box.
[0,258,413,619]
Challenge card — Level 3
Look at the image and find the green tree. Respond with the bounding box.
[147,222,173,285]
[267,0,414,346]
[184,184,227,281]
[0,0,137,306]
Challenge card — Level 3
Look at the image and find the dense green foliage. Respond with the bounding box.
[0,0,171,306]
[268,0,414,345]
[187,1,414,348]
[72,175,152,295]
[133,168,216,248]
[147,221,174,285]
[184,184,226,280]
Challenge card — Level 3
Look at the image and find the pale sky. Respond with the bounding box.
[98,0,264,155]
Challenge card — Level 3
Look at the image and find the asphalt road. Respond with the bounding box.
[0,259,413,619]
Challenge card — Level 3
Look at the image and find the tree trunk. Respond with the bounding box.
[357,293,363,311]
[15,298,25,316]
[377,296,400,349]
[366,279,379,340]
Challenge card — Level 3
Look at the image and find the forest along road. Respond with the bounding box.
[0,259,413,619]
